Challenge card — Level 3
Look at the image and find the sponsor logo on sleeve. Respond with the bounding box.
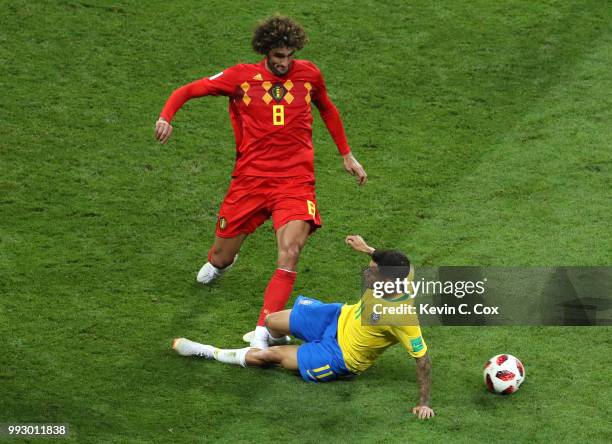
[410,337,424,352]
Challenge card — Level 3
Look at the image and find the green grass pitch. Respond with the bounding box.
[1,1,611,442]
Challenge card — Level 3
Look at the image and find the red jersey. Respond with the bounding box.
[160,59,351,179]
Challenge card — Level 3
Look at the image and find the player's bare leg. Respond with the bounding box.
[250,220,311,348]
[209,234,247,268]
[173,338,298,371]
[276,220,311,271]
[197,234,247,284]
[246,345,299,370]
[265,310,292,338]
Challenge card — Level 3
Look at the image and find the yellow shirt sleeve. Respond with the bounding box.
[391,325,428,358]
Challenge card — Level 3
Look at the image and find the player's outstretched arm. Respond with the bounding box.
[313,80,367,186]
[345,235,375,255]
[155,72,234,144]
[155,80,207,144]
[412,352,435,419]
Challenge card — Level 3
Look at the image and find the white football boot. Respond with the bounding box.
[172,338,215,358]
[242,331,255,343]
[196,254,238,284]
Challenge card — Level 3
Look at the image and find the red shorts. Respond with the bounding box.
[215,176,322,238]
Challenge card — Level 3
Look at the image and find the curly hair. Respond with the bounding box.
[252,16,308,55]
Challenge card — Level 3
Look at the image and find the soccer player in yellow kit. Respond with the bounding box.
[173,235,434,419]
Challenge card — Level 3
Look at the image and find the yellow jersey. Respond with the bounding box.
[336,290,427,374]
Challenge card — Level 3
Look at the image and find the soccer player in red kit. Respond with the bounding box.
[155,16,367,349]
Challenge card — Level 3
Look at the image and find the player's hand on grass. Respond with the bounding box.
[345,235,374,255]
[343,153,367,186]
[411,405,435,420]
[155,117,173,143]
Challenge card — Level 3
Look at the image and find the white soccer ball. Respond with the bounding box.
[483,354,525,395]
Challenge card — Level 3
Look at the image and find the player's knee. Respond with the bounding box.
[279,242,303,264]
[266,310,284,327]
[269,346,297,370]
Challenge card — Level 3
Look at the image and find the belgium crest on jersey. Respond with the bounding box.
[219,217,228,230]
[271,83,286,102]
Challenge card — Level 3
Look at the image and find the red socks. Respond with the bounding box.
[257,268,297,326]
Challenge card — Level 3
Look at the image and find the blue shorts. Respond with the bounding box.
[289,296,351,383]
